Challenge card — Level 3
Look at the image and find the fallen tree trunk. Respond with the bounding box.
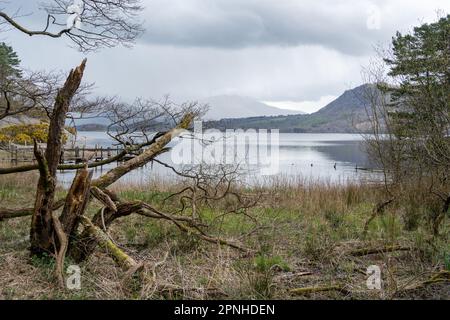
[71,201,147,262]
[72,196,250,263]
[79,216,140,271]
[0,207,34,220]
[69,112,195,262]
[91,186,117,212]
[91,113,193,189]
[0,200,65,221]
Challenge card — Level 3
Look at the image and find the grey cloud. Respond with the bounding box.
[141,0,402,55]
[2,0,448,56]
[0,0,448,108]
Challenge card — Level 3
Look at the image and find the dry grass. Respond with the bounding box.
[0,174,448,300]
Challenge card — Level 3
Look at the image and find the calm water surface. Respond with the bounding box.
[56,132,381,187]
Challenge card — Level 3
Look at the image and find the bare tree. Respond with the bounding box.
[0,60,257,286]
[0,0,144,52]
[0,70,56,121]
[0,0,259,287]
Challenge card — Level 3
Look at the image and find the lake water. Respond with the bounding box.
[57,132,381,187]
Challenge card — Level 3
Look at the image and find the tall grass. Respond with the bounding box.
[0,173,448,299]
[0,172,39,205]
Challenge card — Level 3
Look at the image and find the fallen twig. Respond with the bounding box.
[396,270,450,294]
[290,284,351,296]
[350,245,411,257]
[140,203,252,253]
[363,198,395,237]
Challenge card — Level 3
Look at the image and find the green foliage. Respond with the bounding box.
[0,187,18,202]
[238,254,290,299]
[387,15,449,84]
[302,223,335,261]
[246,271,273,299]
[377,16,450,234]
[30,253,57,280]
[234,257,275,299]
[253,255,290,273]
[445,252,450,271]
[324,209,345,230]
[0,42,21,78]
[385,15,450,142]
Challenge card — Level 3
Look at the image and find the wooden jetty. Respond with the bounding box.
[0,142,138,166]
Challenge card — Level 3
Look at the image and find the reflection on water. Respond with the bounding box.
[57,132,381,187]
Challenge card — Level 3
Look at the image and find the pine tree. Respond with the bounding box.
[384,15,450,158]
[0,42,22,78]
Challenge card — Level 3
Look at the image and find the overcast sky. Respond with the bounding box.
[1,0,449,113]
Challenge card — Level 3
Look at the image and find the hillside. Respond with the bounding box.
[73,95,304,131]
[3,85,376,133]
[206,84,377,133]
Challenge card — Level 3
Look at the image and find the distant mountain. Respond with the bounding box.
[68,115,111,131]
[75,123,109,131]
[201,95,304,120]
[73,96,303,131]
[303,83,377,132]
[206,84,380,133]
[74,85,378,133]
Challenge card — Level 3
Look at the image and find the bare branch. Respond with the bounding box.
[0,0,144,52]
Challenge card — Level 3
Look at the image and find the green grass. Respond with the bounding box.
[253,255,291,273]
[118,189,173,205]
[0,176,449,300]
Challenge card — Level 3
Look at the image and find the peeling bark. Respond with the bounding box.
[30,59,87,256]
[59,167,93,244]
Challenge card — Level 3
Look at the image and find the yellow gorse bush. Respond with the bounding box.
[0,122,72,145]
